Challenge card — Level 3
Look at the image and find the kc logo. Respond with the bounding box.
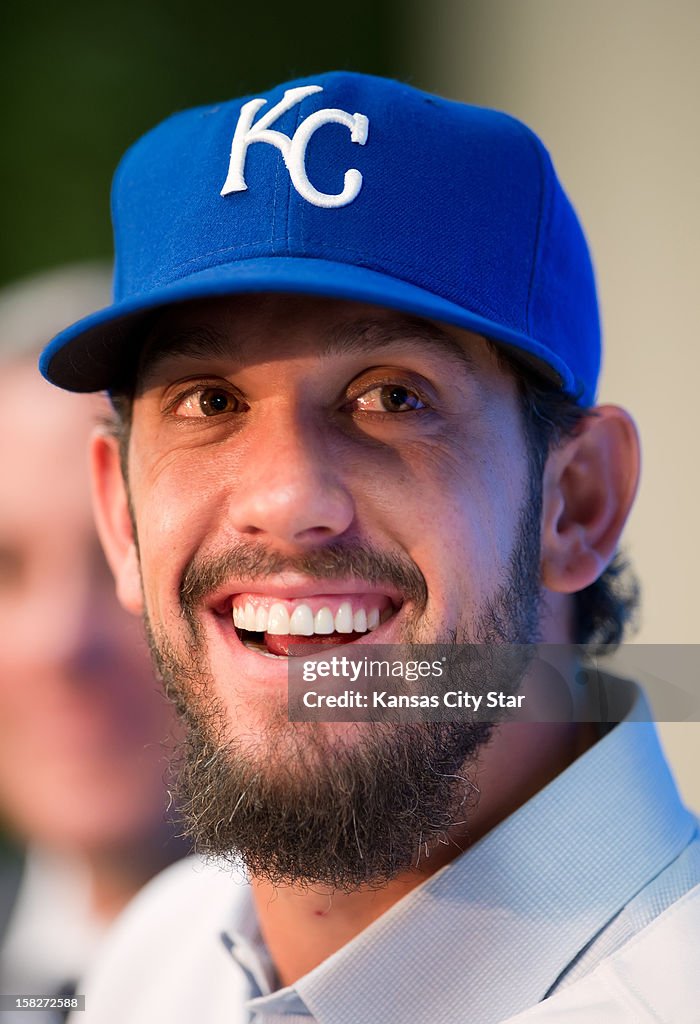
[220,85,369,209]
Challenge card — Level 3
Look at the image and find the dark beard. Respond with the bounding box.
[145,478,542,890]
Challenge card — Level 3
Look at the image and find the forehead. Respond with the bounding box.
[137,293,503,386]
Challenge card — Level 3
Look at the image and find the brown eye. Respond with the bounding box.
[379,385,425,411]
[198,388,239,416]
[174,387,243,418]
[353,384,427,413]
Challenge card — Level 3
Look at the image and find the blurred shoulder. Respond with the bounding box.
[75,855,252,1024]
[112,853,248,926]
[0,844,24,947]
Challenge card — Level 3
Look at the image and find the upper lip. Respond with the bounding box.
[207,575,406,615]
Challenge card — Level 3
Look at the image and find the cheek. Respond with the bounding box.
[386,430,529,620]
[131,445,245,624]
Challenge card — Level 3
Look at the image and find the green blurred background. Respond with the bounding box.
[0,0,409,285]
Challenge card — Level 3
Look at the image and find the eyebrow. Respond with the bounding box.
[325,316,479,374]
[137,324,235,391]
[138,310,480,389]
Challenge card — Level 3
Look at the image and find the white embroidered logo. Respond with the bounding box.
[220,85,369,209]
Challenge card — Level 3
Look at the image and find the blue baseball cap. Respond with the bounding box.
[40,71,600,404]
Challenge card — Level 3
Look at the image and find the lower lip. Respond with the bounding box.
[207,609,404,689]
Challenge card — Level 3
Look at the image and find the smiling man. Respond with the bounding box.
[40,73,700,1023]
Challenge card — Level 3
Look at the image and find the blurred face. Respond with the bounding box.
[99,295,543,886]
[0,360,174,854]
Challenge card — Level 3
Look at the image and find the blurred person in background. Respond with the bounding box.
[0,266,185,1009]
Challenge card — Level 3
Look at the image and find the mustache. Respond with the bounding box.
[179,540,428,616]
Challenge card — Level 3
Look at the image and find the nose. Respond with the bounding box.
[228,406,355,547]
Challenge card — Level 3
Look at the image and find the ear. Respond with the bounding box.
[90,428,144,615]
[541,405,640,594]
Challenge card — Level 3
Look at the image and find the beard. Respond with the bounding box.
[144,478,543,891]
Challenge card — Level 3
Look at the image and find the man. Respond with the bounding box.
[40,74,699,1022]
[0,267,185,1016]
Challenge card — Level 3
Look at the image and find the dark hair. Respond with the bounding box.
[108,346,639,650]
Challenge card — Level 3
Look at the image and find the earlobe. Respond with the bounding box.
[541,405,640,594]
[90,428,144,615]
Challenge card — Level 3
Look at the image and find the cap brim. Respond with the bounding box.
[40,257,573,394]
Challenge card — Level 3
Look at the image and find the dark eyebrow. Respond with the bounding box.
[137,310,480,390]
[137,324,234,391]
[325,316,479,375]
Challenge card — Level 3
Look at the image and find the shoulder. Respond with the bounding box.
[0,847,24,939]
[108,853,247,926]
[75,856,253,1024]
[504,882,700,1023]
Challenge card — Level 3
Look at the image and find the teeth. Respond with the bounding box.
[244,603,257,631]
[314,607,335,634]
[267,603,290,635]
[233,600,391,637]
[353,608,368,633]
[289,604,314,636]
[335,601,354,633]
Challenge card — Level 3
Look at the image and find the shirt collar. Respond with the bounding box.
[224,679,695,1024]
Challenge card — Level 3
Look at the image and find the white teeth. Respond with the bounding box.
[289,604,314,636]
[353,608,368,633]
[234,599,392,637]
[314,607,335,634]
[267,603,290,635]
[335,601,354,633]
[244,603,257,631]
